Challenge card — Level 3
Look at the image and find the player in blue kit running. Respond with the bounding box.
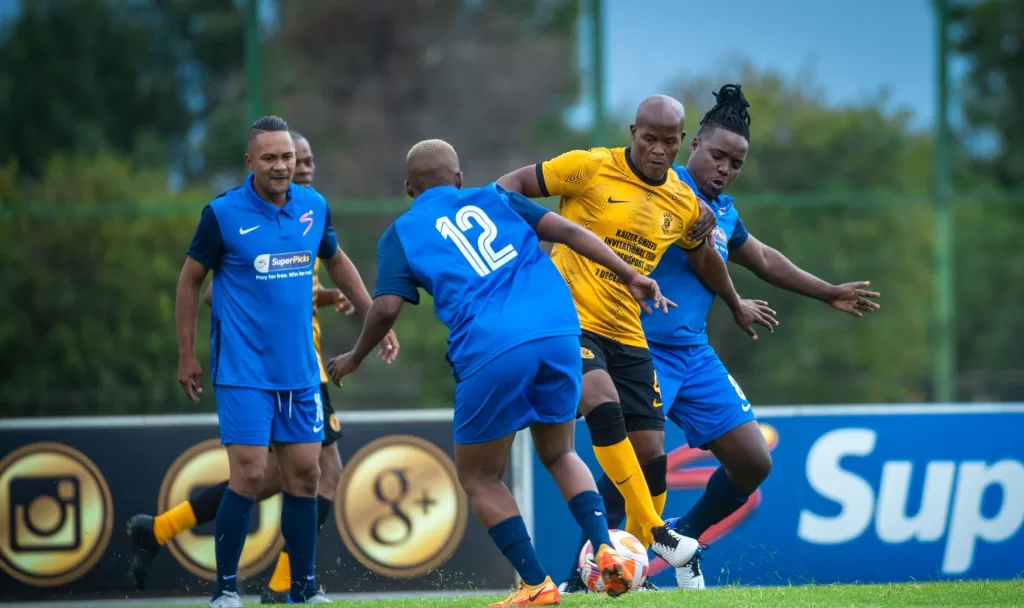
[176,116,398,608]
[559,85,881,593]
[327,139,677,607]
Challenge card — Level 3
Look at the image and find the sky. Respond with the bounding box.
[577,0,937,129]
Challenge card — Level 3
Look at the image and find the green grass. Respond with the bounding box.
[84,580,1024,607]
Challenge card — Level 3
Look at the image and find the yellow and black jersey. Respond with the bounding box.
[537,147,703,348]
[312,259,329,384]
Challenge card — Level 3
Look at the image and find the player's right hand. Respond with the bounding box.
[178,354,204,403]
[732,299,778,340]
[626,274,677,314]
[378,329,399,364]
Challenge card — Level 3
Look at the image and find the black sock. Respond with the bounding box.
[190,480,229,526]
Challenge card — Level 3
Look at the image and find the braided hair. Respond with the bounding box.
[698,84,751,141]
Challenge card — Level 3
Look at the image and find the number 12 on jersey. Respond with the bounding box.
[436,205,518,277]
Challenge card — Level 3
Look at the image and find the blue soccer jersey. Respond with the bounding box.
[187,175,339,390]
[375,183,581,381]
[641,165,749,346]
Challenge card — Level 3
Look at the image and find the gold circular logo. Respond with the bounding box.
[0,442,114,587]
[157,439,284,581]
[329,414,341,434]
[335,435,467,579]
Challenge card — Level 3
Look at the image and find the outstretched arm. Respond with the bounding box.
[730,234,880,317]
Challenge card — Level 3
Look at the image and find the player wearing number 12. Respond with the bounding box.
[327,139,678,606]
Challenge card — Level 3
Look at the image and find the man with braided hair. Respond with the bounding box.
[559,84,881,593]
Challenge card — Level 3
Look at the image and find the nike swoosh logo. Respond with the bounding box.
[607,197,629,204]
[239,225,260,234]
[528,590,546,602]
[741,402,751,412]
[313,424,323,432]
[615,475,632,486]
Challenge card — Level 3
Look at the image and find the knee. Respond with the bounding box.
[286,460,321,497]
[457,468,501,498]
[585,403,627,447]
[233,461,267,497]
[536,445,572,471]
[318,449,343,494]
[631,438,665,464]
[729,451,773,492]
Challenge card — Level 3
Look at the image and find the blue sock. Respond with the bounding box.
[672,466,750,539]
[488,516,547,586]
[280,492,318,603]
[567,475,624,580]
[569,490,613,552]
[213,488,255,598]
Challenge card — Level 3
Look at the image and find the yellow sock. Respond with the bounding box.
[592,440,664,546]
[152,502,197,545]
[268,551,291,593]
[625,490,668,546]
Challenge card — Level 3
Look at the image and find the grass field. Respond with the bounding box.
[81,580,1024,608]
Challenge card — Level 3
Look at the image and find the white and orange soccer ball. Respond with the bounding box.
[578,529,649,593]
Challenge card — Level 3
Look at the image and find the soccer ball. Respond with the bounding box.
[578,529,649,593]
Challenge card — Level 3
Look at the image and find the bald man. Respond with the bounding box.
[498,96,772,588]
[327,139,678,606]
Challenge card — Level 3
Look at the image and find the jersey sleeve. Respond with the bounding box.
[675,190,706,251]
[537,149,602,199]
[187,205,224,270]
[375,225,420,305]
[500,187,551,229]
[728,215,750,251]
[318,204,340,259]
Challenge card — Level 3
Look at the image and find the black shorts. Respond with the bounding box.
[580,330,664,432]
[320,383,343,447]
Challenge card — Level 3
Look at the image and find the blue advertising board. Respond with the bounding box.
[529,404,1024,587]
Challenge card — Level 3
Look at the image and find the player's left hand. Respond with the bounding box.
[378,330,399,364]
[327,351,360,386]
[688,199,718,243]
[828,281,881,318]
[332,290,356,316]
[626,274,677,314]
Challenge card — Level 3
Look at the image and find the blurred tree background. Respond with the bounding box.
[0,0,1021,416]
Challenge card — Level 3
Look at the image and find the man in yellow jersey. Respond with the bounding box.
[127,132,369,604]
[498,96,775,573]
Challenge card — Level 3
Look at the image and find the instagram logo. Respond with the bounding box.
[0,443,113,587]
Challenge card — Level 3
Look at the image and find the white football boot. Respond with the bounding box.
[209,591,244,608]
[675,545,707,590]
[649,525,700,568]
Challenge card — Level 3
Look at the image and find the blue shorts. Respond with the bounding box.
[650,342,755,450]
[214,385,325,446]
[453,335,582,445]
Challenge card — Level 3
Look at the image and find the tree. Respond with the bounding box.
[0,0,244,178]
[950,0,1024,187]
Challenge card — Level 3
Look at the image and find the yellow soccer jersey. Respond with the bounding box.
[538,147,703,348]
[312,259,328,384]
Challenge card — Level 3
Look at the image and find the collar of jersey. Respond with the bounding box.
[413,184,460,205]
[672,164,734,211]
[624,147,667,187]
[243,173,299,219]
